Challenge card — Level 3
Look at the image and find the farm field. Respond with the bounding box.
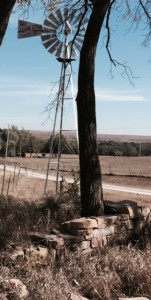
[1,155,151,176]
[0,155,151,207]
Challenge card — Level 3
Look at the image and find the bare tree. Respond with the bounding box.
[76,0,150,217]
[0,0,150,217]
[0,0,16,46]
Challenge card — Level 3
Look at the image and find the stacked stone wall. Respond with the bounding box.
[30,201,151,256]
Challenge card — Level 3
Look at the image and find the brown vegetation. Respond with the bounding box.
[0,191,151,299]
[0,155,151,298]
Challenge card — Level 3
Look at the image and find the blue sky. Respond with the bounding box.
[0,2,151,136]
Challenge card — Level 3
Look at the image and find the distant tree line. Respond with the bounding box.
[0,126,78,157]
[97,140,151,157]
[0,126,151,157]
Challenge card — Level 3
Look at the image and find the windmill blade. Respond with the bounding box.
[75,36,84,45]
[77,32,85,38]
[55,9,63,24]
[75,26,85,32]
[48,40,61,54]
[68,10,76,23]
[42,37,58,50]
[72,46,78,57]
[55,41,64,57]
[49,12,61,26]
[73,40,82,52]
[44,18,58,30]
[41,33,56,42]
[18,20,43,38]
[64,7,68,20]
[72,13,83,26]
[82,18,89,25]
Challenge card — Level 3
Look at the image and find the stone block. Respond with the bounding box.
[93,226,115,238]
[90,237,99,248]
[104,201,139,218]
[69,218,98,230]
[65,229,90,237]
[30,232,64,249]
[120,206,140,219]
[57,233,84,245]
[77,240,90,251]
[97,236,107,247]
[139,206,151,217]
[92,215,119,228]
[119,298,149,300]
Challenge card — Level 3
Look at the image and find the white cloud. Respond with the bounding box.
[96,88,146,102]
[0,77,56,98]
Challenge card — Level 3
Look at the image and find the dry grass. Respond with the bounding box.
[0,191,151,299]
[1,156,151,298]
[1,155,151,177]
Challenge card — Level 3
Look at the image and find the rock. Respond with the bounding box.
[104,201,139,218]
[68,218,98,230]
[77,240,90,251]
[90,237,99,248]
[30,232,64,249]
[92,215,119,228]
[97,236,107,247]
[93,226,115,237]
[2,278,29,299]
[57,233,84,244]
[119,298,149,300]
[140,207,151,217]
[25,245,49,265]
[69,293,89,300]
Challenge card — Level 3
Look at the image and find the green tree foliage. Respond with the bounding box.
[98,140,151,157]
[0,126,45,157]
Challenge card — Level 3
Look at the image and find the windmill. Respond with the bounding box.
[18,7,87,192]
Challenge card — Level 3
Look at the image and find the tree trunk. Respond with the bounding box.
[0,0,16,46]
[76,0,110,217]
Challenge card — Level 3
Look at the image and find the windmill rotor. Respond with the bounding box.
[18,7,87,59]
[41,8,87,58]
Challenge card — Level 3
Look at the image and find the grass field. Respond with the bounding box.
[0,155,151,207]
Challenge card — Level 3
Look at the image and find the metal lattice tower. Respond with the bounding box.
[18,7,87,192]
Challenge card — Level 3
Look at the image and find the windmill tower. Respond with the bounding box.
[18,7,87,192]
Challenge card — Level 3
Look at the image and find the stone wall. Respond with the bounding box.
[30,201,151,256]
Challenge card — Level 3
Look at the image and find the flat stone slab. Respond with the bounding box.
[119,297,149,300]
[30,232,64,249]
[92,215,119,228]
[104,201,140,218]
[119,298,149,300]
[68,218,98,229]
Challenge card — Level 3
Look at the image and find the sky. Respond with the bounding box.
[0,2,151,136]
